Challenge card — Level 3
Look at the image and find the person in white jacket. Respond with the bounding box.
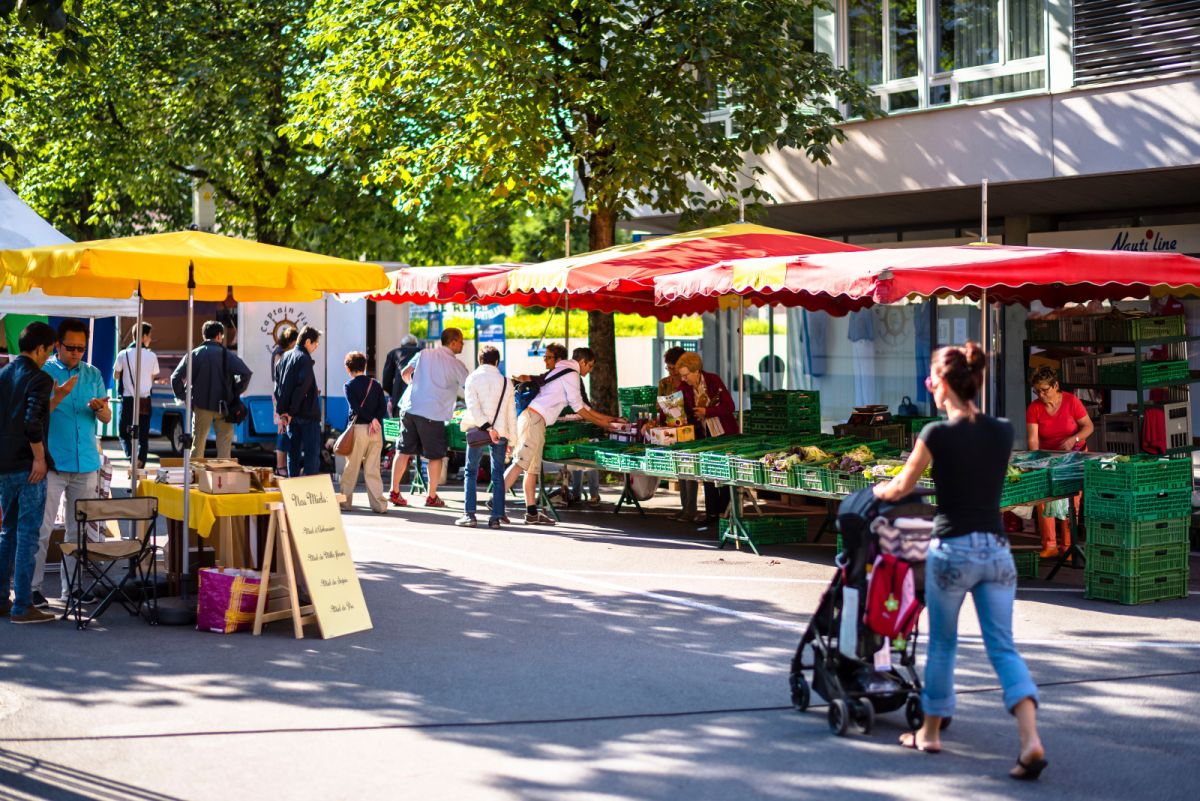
[456,346,517,528]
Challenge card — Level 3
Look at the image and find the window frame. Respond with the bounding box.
[839,0,1050,113]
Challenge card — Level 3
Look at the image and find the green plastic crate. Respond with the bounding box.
[1084,541,1189,577]
[829,469,871,496]
[1095,314,1185,343]
[731,457,766,485]
[1013,549,1041,580]
[644,452,679,477]
[698,452,734,481]
[542,443,578,461]
[719,515,808,546]
[575,440,622,462]
[999,468,1051,507]
[621,453,648,472]
[446,424,467,450]
[595,450,626,470]
[1084,457,1192,493]
[618,386,657,405]
[382,417,402,440]
[792,463,832,494]
[1025,318,1062,341]
[1084,485,1192,521]
[1084,569,1189,605]
[1050,477,1083,497]
[1097,359,1189,387]
[1086,516,1190,549]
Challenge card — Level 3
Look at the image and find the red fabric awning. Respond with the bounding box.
[368,264,521,305]
[466,224,862,318]
[655,245,1200,313]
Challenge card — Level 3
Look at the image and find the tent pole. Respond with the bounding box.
[182,263,196,599]
[738,301,745,431]
[130,286,144,495]
[87,317,95,364]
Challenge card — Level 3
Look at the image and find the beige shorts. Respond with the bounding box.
[512,409,547,473]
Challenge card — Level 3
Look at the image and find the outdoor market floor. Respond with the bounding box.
[2,471,1199,800]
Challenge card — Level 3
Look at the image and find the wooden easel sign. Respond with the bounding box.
[277,475,372,638]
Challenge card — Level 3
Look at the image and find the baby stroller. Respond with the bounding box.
[788,485,939,736]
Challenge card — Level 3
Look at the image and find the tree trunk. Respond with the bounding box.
[586,208,619,415]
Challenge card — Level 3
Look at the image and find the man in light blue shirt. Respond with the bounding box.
[389,328,469,508]
[34,319,111,606]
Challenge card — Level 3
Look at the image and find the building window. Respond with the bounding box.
[843,0,1047,112]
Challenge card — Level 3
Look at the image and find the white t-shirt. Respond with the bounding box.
[115,346,160,398]
[527,360,588,426]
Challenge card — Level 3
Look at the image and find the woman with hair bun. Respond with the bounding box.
[875,342,1047,781]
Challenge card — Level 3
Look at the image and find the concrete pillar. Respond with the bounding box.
[1047,0,1074,94]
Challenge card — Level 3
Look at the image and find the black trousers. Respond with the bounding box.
[703,482,730,518]
[119,396,150,465]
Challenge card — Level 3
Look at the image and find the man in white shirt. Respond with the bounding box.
[455,346,516,528]
[112,322,159,469]
[390,328,470,508]
[503,346,620,525]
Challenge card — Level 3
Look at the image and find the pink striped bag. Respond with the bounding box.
[196,568,263,634]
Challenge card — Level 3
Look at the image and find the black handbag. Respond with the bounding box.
[220,347,249,424]
[466,379,506,447]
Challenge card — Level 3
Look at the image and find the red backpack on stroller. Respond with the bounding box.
[864,553,922,645]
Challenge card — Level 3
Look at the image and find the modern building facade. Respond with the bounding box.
[629,0,1200,433]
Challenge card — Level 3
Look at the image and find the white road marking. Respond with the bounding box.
[364,530,1200,651]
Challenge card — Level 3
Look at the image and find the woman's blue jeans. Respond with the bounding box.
[921,532,1039,718]
[464,438,507,519]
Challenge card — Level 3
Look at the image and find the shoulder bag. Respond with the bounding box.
[466,378,507,447]
[220,347,249,424]
[334,380,379,456]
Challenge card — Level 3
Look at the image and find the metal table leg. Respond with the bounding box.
[613,473,646,516]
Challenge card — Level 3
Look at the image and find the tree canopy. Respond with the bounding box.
[293,0,872,408]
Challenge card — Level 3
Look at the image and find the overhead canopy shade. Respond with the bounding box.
[364,263,523,305]
[0,287,140,317]
[0,230,389,302]
[467,223,863,318]
[655,245,1200,313]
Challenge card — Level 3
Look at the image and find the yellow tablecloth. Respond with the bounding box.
[136,482,280,537]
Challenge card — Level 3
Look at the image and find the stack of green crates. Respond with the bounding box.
[720,515,808,547]
[1083,457,1192,605]
[744,390,820,437]
[618,386,658,419]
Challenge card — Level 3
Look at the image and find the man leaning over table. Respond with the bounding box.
[502,347,621,526]
[34,319,111,609]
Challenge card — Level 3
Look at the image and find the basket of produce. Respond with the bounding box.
[1084,455,1192,493]
[731,456,766,486]
[999,465,1051,508]
[826,444,877,495]
[759,444,836,492]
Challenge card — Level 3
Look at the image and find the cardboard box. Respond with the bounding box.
[198,465,252,495]
[647,425,695,446]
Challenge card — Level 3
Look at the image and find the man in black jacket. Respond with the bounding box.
[0,322,59,624]
[382,334,422,417]
[171,321,252,459]
[275,325,323,476]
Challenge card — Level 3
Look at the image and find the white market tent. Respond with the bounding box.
[0,179,139,316]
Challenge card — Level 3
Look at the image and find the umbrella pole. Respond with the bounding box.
[564,217,571,352]
[182,263,196,598]
[980,287,989,414]
[130,286,144,495]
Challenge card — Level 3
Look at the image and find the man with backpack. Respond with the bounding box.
[171,321,252,459]
[503,346,620,525]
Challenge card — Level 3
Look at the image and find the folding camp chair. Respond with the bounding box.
[61,498,159,630]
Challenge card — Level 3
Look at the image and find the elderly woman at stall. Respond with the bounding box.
[674,352,739,526]
[1026,366,1094,558]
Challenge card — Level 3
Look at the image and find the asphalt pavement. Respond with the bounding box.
[1,475,1199,801]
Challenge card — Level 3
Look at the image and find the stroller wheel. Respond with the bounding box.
[828,698,851,737]
[904,695,924,731]
[789,670,811,712]
[854,699,875,735]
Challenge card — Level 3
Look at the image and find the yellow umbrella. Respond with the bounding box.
[0,229,387,300]
[0,231,388,617]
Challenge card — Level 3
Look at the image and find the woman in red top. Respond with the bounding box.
[1025,366,1094,557]
[676,352,739,525]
